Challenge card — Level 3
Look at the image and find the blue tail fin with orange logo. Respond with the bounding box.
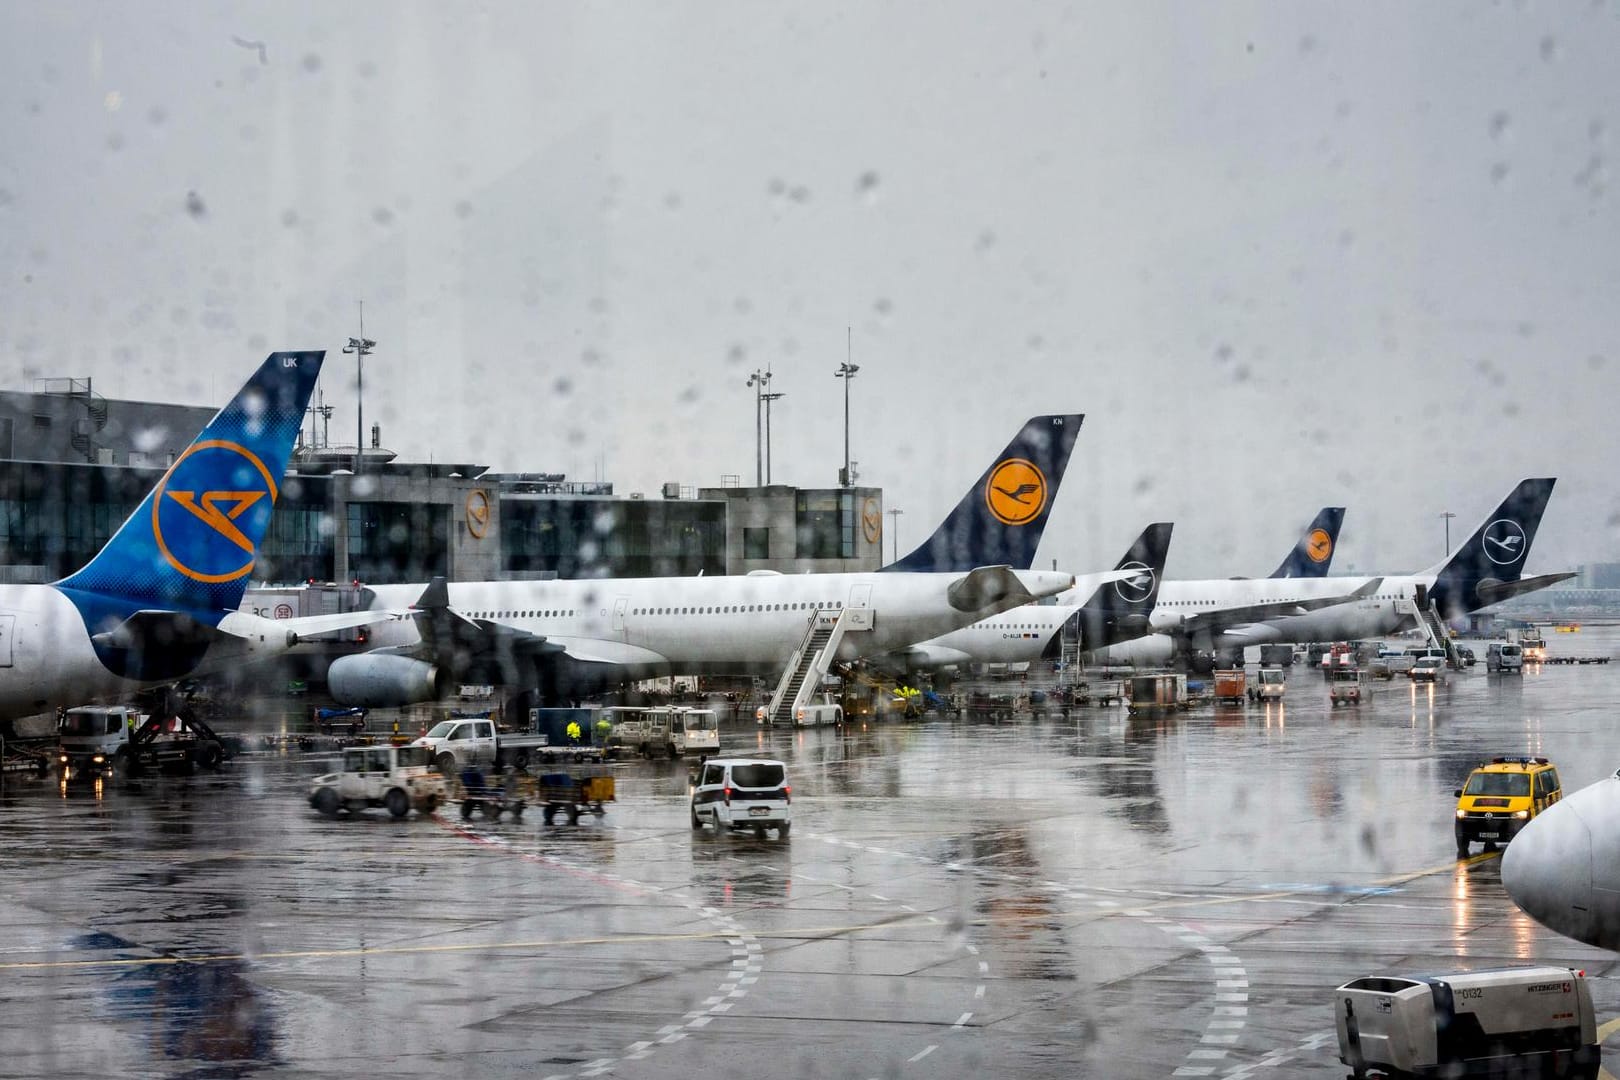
[55,352,324,616]
[1269,507,1346,578]
[881,414,1083,573]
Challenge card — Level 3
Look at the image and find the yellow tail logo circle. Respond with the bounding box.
[985,459,1047,526]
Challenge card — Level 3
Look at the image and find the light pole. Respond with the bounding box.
[835,359,859,486]
[887,507,903,562]
[762,373,785,484]
[1440,511,1457,555]
[746,369,771,486]
[341,306,375,474]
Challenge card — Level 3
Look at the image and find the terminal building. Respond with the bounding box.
[0,378,885,587]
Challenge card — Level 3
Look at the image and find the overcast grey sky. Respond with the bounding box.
[2,1,1617,578]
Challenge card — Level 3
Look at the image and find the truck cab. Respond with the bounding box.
[414,716,498,773]
[57,705,142,779]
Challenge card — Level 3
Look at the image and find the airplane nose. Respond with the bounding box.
[1502,796,1594,946]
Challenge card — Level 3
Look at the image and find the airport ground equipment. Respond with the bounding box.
[1126,674,1188,714]
[763,608,857,724]
[1455,756,1563,857]
[457,766,526,821]
[1411,655,1445,683]
[1334,966,1598,1079]
[314,706,367,736]
[536,769,614,825]
[124,711,231,775]
[529,706,621,760]
[413,714,559,774]
[603,705,720,758]
[959,689,1029,721]
[56,704,143,778]
[690,758,790,839]
[1487,643,1525,674]
[1259,644,1294,667]
[308,744,447,818]
[1250,667,1287,701]
[1328,667,1364,706]
[1213,670,1247,704]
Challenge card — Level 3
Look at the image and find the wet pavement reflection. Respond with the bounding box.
[2,630,1619,1077]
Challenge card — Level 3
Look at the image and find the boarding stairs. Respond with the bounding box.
[765,609,853,724]
[1400,596,1463,670]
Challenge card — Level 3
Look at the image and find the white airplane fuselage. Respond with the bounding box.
[359,569,1082,678]
[0,585,299,719]
[1093,574,1434,664]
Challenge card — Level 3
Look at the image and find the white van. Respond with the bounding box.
[690,758,791,838]
[1487,642,1524,674]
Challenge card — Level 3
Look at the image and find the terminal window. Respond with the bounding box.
[744,527,769,560]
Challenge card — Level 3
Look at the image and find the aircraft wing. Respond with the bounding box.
[1473,572,1577,608]
[1172,578,1384,639]
[539,637,673,667]
[273,609,411,641]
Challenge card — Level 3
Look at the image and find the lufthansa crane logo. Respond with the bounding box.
[466,489,491,539]
[861,497,882,543]
[1307,528,1334,564]
[1483,519,1527,566]
[985,458,1047,527]
[1114,561,1156,604]
[151,439,277,583]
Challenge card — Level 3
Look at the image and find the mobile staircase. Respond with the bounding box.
[1400,596,1463,670]
[763,609,854,725]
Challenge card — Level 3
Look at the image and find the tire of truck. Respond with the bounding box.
[385,788,410,819]
[437,752,457,776]
[512,749,530,769]
[639,743,650,760]
[313,787,340,818]
[196,742,222,771]
[691,806,703,829]
[754,824,767,839]
[567,805,581,825]
[668,743,679,761]
[543,805,556,825]
[778,822,791,838]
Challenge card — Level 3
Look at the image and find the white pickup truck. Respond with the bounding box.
[309,744,447,818]
[412,716,553,774]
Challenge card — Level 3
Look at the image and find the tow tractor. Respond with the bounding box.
[1328,666,1364,706]
[1250,668,1287,702]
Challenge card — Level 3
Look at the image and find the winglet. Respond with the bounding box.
[1425,479,1557,619]
[882,414,1083,573]
[55,352,324,617]
[1270,507,1346,578]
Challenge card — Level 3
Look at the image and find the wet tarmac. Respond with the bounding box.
[3,630,1620,1079]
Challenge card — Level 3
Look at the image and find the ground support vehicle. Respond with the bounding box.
[1335,967,1598,1079]
[1487,643,1525,674]
[1214,670,1247,705]
[57,705,144,779]
[314,707,367,736]
[536,770,615,824]
[122,712,232,776]
[456,767,526,821]
[1328,668,1364,706]
[1,737,54,778]
[1126,674,1188,715]
[1411,656,1445,683]
[691,758,791,839]
[1250,668,1287,702]
[413,715,563,774]
[1454,756,1562,856]
[309,744,447,819]
[604,706,721,758]
[960,690,1028,721]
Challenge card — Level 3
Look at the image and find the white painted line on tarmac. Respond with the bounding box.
[952,1011,973,1029]
[908,1045,937,1063]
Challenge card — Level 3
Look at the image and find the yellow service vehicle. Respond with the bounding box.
[1454,756,1562,857]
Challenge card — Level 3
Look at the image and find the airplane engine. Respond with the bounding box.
[328,654,446,707]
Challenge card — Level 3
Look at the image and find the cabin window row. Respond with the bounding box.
[631,601,844,616]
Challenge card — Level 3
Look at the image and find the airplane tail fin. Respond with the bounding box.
[1070,522,1173,649]
[881,414,1082,572]
[1424,478,1557,619]
[1269,507,1346,578]
[55,352,324,615]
